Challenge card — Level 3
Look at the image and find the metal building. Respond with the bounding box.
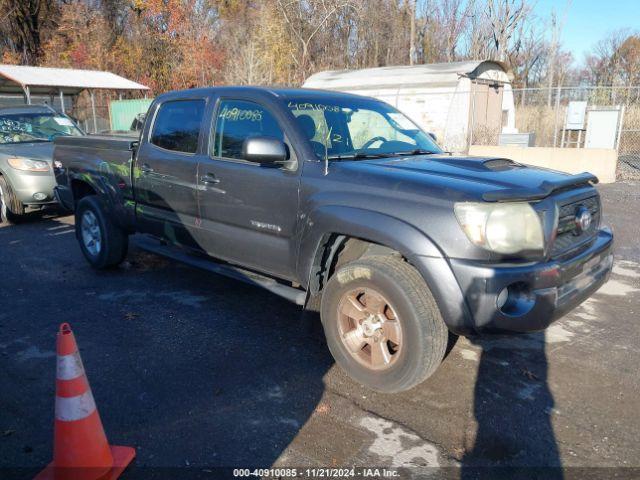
[0,64,149,133]
[304,60,515,152]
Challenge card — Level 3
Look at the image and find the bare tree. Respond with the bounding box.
[428,0,475,62]
[354,0,410,68]
[485,0,530,62]
[508,19,548,88]
[277,0,358,82]
[617,34,640,86]
[546,1,571,105]
[582,29,640,87]
[464,1,496,61]
[0,0,58,64]
[409,0,416,65]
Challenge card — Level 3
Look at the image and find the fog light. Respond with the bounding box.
[33,192,47,201]
[496,287,509,309]
[497,282,535,316]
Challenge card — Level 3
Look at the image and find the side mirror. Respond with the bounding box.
[428,132,438,143]
[242,136,288,165]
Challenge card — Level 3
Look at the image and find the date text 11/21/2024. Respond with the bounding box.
[232,467,400,477]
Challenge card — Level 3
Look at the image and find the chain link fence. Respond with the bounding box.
[0,92,136,134]
[509,86,640,179]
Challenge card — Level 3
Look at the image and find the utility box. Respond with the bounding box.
[565,101,587,130]
[585,107,623,149]
[498,132,536,147]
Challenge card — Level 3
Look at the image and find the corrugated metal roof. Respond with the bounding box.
[0,64,149,94]
[304,60,509,90]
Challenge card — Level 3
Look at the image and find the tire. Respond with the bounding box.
[0,175,25,224]
[320,255,448,393]
[75,196,128,269]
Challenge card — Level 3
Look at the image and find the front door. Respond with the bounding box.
[196,98,300,280]
[134,98,207,247]
[470,81,504,144]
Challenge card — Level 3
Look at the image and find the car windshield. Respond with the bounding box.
[285,96,442,160]
[0,112,83,145]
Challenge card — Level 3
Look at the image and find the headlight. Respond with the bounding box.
[454,202,544,255]
[7,157,50,172]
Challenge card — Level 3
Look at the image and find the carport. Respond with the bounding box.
[0,64,149,132]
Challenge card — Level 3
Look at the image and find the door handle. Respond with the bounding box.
[200,173,220,185]
[140,163,154,174]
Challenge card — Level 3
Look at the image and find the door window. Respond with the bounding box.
[212,100,284,159]
[150,99,206,154]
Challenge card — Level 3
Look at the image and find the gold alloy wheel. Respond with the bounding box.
[337,287,402,370]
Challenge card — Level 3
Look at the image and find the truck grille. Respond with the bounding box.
[551,196,600,258]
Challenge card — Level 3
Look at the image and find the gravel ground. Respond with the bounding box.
[1,181,639,479]
[617,157,640,181]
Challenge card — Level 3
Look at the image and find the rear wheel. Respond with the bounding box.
[75,196,128,269]
[321,255,448,393]
[0,175,25,224]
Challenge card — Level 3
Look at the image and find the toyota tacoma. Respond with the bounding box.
[53,87,614,392]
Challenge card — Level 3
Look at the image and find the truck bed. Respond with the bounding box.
[53,135,139,225]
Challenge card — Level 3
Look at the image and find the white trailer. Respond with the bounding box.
[304,60,515,153]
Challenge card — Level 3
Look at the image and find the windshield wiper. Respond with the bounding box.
[328,152,397,160]
[388,149,439,156]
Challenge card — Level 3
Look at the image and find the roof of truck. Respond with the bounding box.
[0,105,56,115]
[155,86,369,101]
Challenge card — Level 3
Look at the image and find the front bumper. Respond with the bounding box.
[447,228,614,333]
[5,169,57,206]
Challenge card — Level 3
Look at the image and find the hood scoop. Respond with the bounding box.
[482,158,525,171]
[406,156,525,172]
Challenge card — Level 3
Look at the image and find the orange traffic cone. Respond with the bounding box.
[35,323,135,480]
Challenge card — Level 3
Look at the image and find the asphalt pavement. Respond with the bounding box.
[1,181,639,479]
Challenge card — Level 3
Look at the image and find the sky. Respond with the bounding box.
[533,0,640,64]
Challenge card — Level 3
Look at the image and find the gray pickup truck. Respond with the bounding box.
[53,87,614,392]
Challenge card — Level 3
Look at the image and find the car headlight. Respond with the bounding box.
[454,202,544,255]
[7,157,50,172]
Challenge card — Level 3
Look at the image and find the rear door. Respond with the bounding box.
[196,97,301,280]
[134,97,207,246]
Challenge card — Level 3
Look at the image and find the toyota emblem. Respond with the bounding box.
[574,206,592,235]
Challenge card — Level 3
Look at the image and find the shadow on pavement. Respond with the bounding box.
[0,216,334,479]
[462,331,563,479]
[2,214,568,479]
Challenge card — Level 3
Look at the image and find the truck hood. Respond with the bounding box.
[354,154,597,201]
[0,142,54,163]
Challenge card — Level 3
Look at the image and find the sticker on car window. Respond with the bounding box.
[54,117,75,126]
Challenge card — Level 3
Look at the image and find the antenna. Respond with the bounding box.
[323,126,332,176]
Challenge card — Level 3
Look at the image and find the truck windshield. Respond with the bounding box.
[0,112,83,145]
[286,97,442,160]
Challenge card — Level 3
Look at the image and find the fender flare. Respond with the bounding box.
[298,205,474,334]
[298,205,443,289]
[68,170,133,230]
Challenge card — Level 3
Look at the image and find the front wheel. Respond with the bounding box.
[0,175,25,224]
[321,256,448,393]
[75,196,128,269]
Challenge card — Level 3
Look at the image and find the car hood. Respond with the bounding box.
[0,142,54,163]
[349,154,595,201]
